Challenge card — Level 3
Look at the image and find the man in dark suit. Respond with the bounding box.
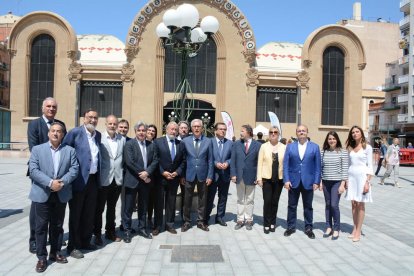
[63,109,101,258]
[29,122,78,272]
[117,119,131,141]
[206,122,233,226]
[27,97,65,254]
[123,121,158,242]
[177,121,189,220]
[231,124,261,231]
[181,119,213,232]
[283,125,321,239]
[153,122,185,234]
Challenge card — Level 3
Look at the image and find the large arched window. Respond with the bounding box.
[322,46,344,125]
[29,34,55,117]
[164,40,217,94]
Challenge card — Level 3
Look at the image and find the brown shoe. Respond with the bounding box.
[197,223,209,232]
[49,253,68,264]
[181,223,191,232]
[36,260,47,273]
[105,232,122,242]
[152,229,160,236]
[166,227,177,234]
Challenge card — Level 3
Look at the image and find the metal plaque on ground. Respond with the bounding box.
[170,245,224,263]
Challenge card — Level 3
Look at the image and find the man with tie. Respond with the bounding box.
[63,109,101,258]
[231,124,261,230]
[283,125,321,239]
[181,119,213,232]
[153,122,185,234]
[123,122,158,242]
[27,97,65,254]
[29,122,78,272]
[206,122,233,226]
[117,119,131,141]
[177,121,190,221]
[93,115,125,245]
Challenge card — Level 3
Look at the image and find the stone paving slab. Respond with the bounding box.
[1,157,414,275]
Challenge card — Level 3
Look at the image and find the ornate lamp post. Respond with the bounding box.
[201,112,211,136]
[156,3,219,122]
[168,111,177,122]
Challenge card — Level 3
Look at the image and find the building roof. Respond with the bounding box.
[256,42,302,72]
[77,34,126,66]
[0,13,21,24]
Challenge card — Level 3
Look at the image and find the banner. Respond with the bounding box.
[268,111,282,139]
[221,111,235,141]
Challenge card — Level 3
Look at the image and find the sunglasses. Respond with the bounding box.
[269,131,279,134]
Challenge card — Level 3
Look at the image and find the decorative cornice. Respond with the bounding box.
[68,61,82,82]
[358,62,366,70]
[121,63,135,83]
[303,59,312,68]
[296,70,310,90]
[125,0,256,63]
[8,49,17,58]
[246,67,259,87]
[67,50,77,61]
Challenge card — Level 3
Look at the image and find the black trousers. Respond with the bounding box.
[68,174,98,251]
[34,193,66,260]
[287,183,314,231]
[123,183,149,231]
[262,179,284,227]
[163,179,179,229]
[147,179,164,230]
[206,176,230,223]
[183,180,208,224]
[94,180,121,236]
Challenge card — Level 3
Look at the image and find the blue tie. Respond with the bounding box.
[219,140,223,158]
[170,139,175,160]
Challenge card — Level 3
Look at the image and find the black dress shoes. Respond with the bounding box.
[124,231,132,243]
[215,219,227,226]
[270,225,276,232]
[323,230,333,238]
[197,223,210,232]
[152,229,160,236]
[81,243,98,251]
[29,241,36,254]
[181,223,191,232]
[305,229,316,239]
[137,229,152,239]
[49,253,68,264]
[94,235,103,246]
[36,259,47,273]
[284,229,296,237]
[69,249,84,259]
[166,227,177,234]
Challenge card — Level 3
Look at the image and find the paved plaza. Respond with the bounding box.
[0,156,414,275]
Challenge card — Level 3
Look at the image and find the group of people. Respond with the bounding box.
[28,97,386,273]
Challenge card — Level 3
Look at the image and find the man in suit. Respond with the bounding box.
[123,121,158,242]
[177,120,190,220]
[29,122,79,272]
[117,119,131,141]
[283,124,321,239]
[206,122,233,226]
[63,109,101,258]
[27,97,66,254]
[181,119,213,232]
[153,122,185,234]
[93,115,125,245]
[231,124,261,230]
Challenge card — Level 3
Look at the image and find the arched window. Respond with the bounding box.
[322,46,344,125]
[29,34,55,117]
[164,40,217,94]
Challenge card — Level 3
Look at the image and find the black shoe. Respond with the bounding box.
[331,231,339,240]
[215,219,227,226]
[94,235,103,246]
[270,225,276,232]
[166,227,177,234]
[264,227,270,234]
[181,223,191,232]
[81,243,98,251]
[36,260,47,273]
[69,249,84,259]
[120,224,125,232]
[124,231,132,243]
[234,221,244,230]
[323,230,333,238]
[137,229,152,239]
[284,229,296,237]
[29,241,36,254]
[197,223,209,232]
[305,229,316,239]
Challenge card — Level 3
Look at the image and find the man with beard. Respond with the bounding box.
[63,109,101,258]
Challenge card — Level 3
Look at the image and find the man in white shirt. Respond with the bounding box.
[380,138,401,187]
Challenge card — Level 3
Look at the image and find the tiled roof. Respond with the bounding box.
[256,42,302,72]
[77,34,126,66]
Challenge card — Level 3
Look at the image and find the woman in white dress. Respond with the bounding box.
[345,126,373,242]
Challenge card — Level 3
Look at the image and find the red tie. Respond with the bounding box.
[245,141,249,153]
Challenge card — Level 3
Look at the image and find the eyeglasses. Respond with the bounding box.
[269,131,279,134]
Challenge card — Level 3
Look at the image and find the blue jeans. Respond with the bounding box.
[322,180,342,231]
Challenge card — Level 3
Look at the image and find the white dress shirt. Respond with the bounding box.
[298,140,308,160]
[84,125,99,174]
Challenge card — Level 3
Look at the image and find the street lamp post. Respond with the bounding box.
[168,111,177,122]
[156,3,219,122]
[201,112,211,136]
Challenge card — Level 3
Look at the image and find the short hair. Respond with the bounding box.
[118,119,129,127]
[134,121,148,131]
[49,122,66,133]
[167,121,178,129]
[191,119,203,127]
[257,132,263,139]
[296,124,308,132]
[214,122,226,130]
[84,108,98,117]
[147,124,158,138]
[241,124,253,137]
[106,114,118,122]
[42,97,57,108]
[178,121,189,128]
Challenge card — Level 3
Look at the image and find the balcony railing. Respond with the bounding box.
[400,16,410,29]
[400,0,410,12]
[398,94,409,104]
[379,124,397,132]
[399,74,409,84]
[399,55,409,65]
[398,113,408,122]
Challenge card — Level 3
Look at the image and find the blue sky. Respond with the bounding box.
[1,0,402,48]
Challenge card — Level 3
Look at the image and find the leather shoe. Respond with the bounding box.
[270,225,276,232]
[137,229,152,239]
[234,221,244,230]
[181,223,191,232]
[245,221,253,230]
[215,219,227,226]
[69,249,84,259]
[29,241,36,254]
[305,229,316,239]
[81,243,97,251]
[124,231,132,243]
[152,229,160,236]
[94,235,103,246]
[166,228,177,234]
[49,253,68,264]
[264,227,270,234]
[284,229,296,237]
[197,223,209,232]
[36,260,47,273]
[323,230,333,238]
[105,232,122,242]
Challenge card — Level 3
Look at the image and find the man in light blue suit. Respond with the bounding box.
[206,122,233,226]
[29,122,78,272]
[283,125,321,239]
[231,124,261,230]
[181,119,214,232]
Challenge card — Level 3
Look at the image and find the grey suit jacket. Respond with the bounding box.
[29,142,79,203]
[99,131,126,187]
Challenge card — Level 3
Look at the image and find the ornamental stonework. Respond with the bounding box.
[121,63,135,83]
[296,70,310,90]
[246,67,259,87]
[68,61,82,82]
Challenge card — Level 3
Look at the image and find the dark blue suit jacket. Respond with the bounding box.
[283,141,321,190]
[153,136,185,177]
[211,137,233,182]
[62,126,101,192]
[230,139,261,185]
[182,135,213,182]
[27,117,66,151]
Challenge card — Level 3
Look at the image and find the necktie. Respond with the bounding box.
[195,138,200,156]
[47,120,53,129]
[245,140,249,154]
[170,139,175,160]
[141,141,147,169]
[218,140,223,158]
